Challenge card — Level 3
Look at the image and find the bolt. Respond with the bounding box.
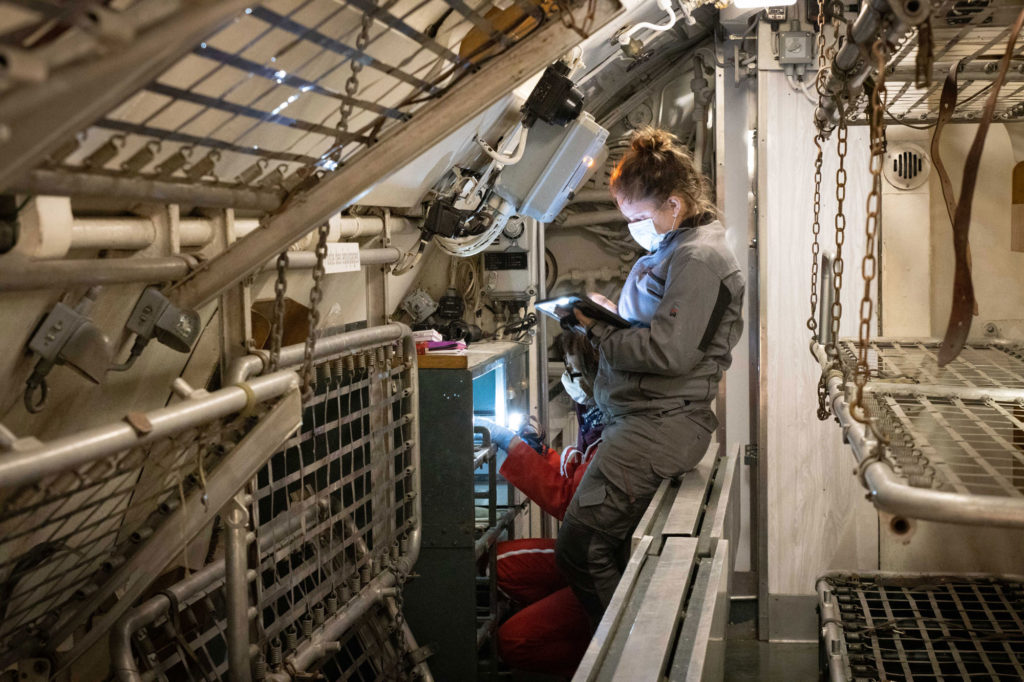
[985,322,998,335]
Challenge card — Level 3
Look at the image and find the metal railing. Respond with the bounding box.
[0,370,302,672]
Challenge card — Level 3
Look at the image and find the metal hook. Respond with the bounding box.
[24,377,47,414]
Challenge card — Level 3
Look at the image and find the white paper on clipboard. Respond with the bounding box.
[324,242,361,273]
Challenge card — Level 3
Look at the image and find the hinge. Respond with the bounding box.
[744,443,758,465]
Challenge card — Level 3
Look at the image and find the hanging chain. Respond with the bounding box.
[850,32,890,434]
[828,113,848,360]
[808,136,824,340]
[300,225,330,399]
[333,8,374,160]
[268,253,289,372]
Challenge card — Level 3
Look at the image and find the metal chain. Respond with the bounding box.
[300,225,330,399]
[828,113,848,360]
[333,7,374,159]
[808,135,824,340]
[268,253,289,372]
[850,32,890,443]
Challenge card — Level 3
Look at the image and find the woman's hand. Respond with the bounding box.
[573,307,595,329]
[588,292,618,314]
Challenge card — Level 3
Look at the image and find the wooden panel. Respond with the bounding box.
[611,537,699,681]
[760,70,879,601]
[662,454,716,537]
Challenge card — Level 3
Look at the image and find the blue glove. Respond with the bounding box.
[474,417,515,451]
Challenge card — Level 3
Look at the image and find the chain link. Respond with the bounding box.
[333,7,374,160]
[850,32,890,444]
[268,253,289,372]
[828,113,848,359]
[300,225,330,399]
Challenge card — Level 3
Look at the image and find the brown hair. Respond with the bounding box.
[554,331,599,383]
[608,127,716,218]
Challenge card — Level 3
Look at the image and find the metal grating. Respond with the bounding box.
[837,340,1024,388]
[0,0,566,204]
[845,0,1024,125]
[251,344,416,661]
[0,410,266,667]
[867,393,1024,496]
[819,573,1024,681]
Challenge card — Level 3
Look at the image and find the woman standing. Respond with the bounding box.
[555,127,745,625]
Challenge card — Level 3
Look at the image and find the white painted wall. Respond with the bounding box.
[759,70,879,615]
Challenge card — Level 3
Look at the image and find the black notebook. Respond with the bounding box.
[534,295,631,329]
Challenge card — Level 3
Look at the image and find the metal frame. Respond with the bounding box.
[0,370,302,671]
[218,324,424,679]
[813,341,1024,527]
[817,571,1024,682]
[816,0,1024,130]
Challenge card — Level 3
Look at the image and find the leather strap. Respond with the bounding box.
[931,59,979,317]
[938,7,1024,366]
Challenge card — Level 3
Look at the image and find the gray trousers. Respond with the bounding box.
[555,407,714,626]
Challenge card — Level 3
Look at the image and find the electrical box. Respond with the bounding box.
[494,112,608,223]
[483,216,535,300]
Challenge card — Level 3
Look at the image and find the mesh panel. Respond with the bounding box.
[0,413,259,663]
[869,393,1024,496]
[838,340,1024,388]
[820,574,1024,681]
[251,343,416,660]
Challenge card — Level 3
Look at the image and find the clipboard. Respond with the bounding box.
[534,295,631,330]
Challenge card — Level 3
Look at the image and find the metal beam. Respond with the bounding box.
[169,0,624,311]
[0,0,260,192]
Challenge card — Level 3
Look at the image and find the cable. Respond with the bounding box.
[477,124,529,166]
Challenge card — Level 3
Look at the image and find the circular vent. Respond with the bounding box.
[883,143,931,190]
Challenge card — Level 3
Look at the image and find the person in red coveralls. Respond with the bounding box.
[474,332,605,679]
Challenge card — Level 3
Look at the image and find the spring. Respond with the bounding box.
[327,594,339,615]
[301,614,313,638]
[269,639,283,667]
[284,625,298,651]
[253,655,267,680]
[314,604,326,627]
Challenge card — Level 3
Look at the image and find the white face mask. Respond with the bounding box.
[561,370,590,405]
[627,218,665,252]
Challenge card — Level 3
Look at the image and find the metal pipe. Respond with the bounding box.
[225,324,409,385]
[0,370,299,489]
[167,0,622,311]
[556,210,625,228]
[0,254,192,290]
[263,248,401,271]
[0,0,265,193]
[111,560,228,682]
[11,169,285,211]
[53,387,303,673]
[474,501,529,559]
[225,495,253,682]
[281,576,400,673]
[70,217,215,251]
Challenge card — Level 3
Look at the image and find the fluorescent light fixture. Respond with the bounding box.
[732,0,795,7]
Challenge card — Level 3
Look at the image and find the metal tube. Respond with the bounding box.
[474,501,529,559]
[54,388,303,673]
[226,323,408,384]
[0,254,192,290]
[265,248,401,271]
[284,576,399,672]
[569,188,615,204]
[0,370,299,489]
[11,169,285,211]
[168,0,623,310]
[556,210,625,228]
[0,0,265,193]
[225,494,253,682]
[111,561,228,682]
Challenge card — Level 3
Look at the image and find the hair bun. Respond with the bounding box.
[630,127,677,155]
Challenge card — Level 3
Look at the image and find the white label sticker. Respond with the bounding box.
[323,242,361,273]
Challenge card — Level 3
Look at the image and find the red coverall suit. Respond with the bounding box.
[492,406,601,679]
